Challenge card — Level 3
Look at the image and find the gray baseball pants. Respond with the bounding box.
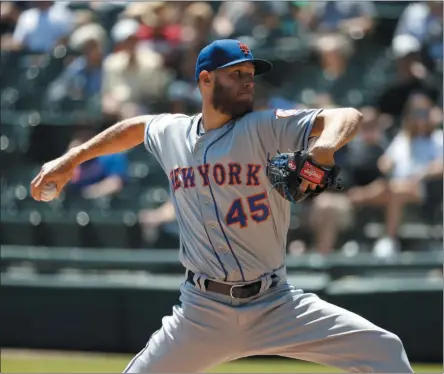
[123,277,413,373]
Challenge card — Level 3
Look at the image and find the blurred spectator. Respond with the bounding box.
[121,2,150,21]
[0,2,21,42]
[281,2,313,38]
[308,107,389,255]
[212,2,255,39]
[136,2,182,56]
[374,93,443,257]
[181,2,215,49]
[309,33,360,106]
[313,93,338,109]
[308,1,376,40]
[72,9,99,31]
[88,1,128,13]
[9,1,73,52]
[66,128,128,200]
[139,199,177,244]
[316,34,353,80]
[166,46,202,114]
[47,23,106,103]
[394,1,443,74]
[376,34,441,122]
[86,1,128,34]
[213,2,291,41]
[252,2,290,41]
[102,18,171,121]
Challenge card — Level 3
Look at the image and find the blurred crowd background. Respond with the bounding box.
[1,0,443,257]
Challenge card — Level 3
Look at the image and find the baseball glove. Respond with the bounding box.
[266,150,343,203]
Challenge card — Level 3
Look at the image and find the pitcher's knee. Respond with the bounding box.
[372,331,413,373]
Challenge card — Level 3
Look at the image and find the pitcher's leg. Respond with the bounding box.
[124,283,240,373]
[278,297,413,373]
[249,288,413,373]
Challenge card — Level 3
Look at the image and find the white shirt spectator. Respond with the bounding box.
[394,2,443,71]
[385,130,443,179]
[102,48,170,104]
[395,3,440,43]
[212,2,255,38]
[12,4,73,52]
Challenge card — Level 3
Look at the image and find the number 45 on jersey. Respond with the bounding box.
[226,192,270,228]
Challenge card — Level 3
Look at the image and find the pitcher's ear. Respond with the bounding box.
[199,71,211,85]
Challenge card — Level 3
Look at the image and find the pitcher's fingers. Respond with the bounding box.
[30,172,43,187]
[30,174,47,201]
[308,182,319,191]
[299,179,323,193]
[299,179,310,192]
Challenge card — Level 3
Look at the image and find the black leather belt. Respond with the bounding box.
[187,270,280,299]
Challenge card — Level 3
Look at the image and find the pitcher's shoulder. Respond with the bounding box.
[237,108,318,126]
[149,112,194,131]
[236,110,275,127]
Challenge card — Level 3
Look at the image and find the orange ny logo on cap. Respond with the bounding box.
[238,42,250,56]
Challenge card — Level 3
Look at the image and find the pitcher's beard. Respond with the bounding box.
[212,78,254,119]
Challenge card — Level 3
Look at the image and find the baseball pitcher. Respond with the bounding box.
[31,39,413,373]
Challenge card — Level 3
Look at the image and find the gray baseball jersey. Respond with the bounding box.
[123,108,413,374]
[144,108,321,283]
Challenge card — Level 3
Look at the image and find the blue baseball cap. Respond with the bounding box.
[195,39,273,81]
